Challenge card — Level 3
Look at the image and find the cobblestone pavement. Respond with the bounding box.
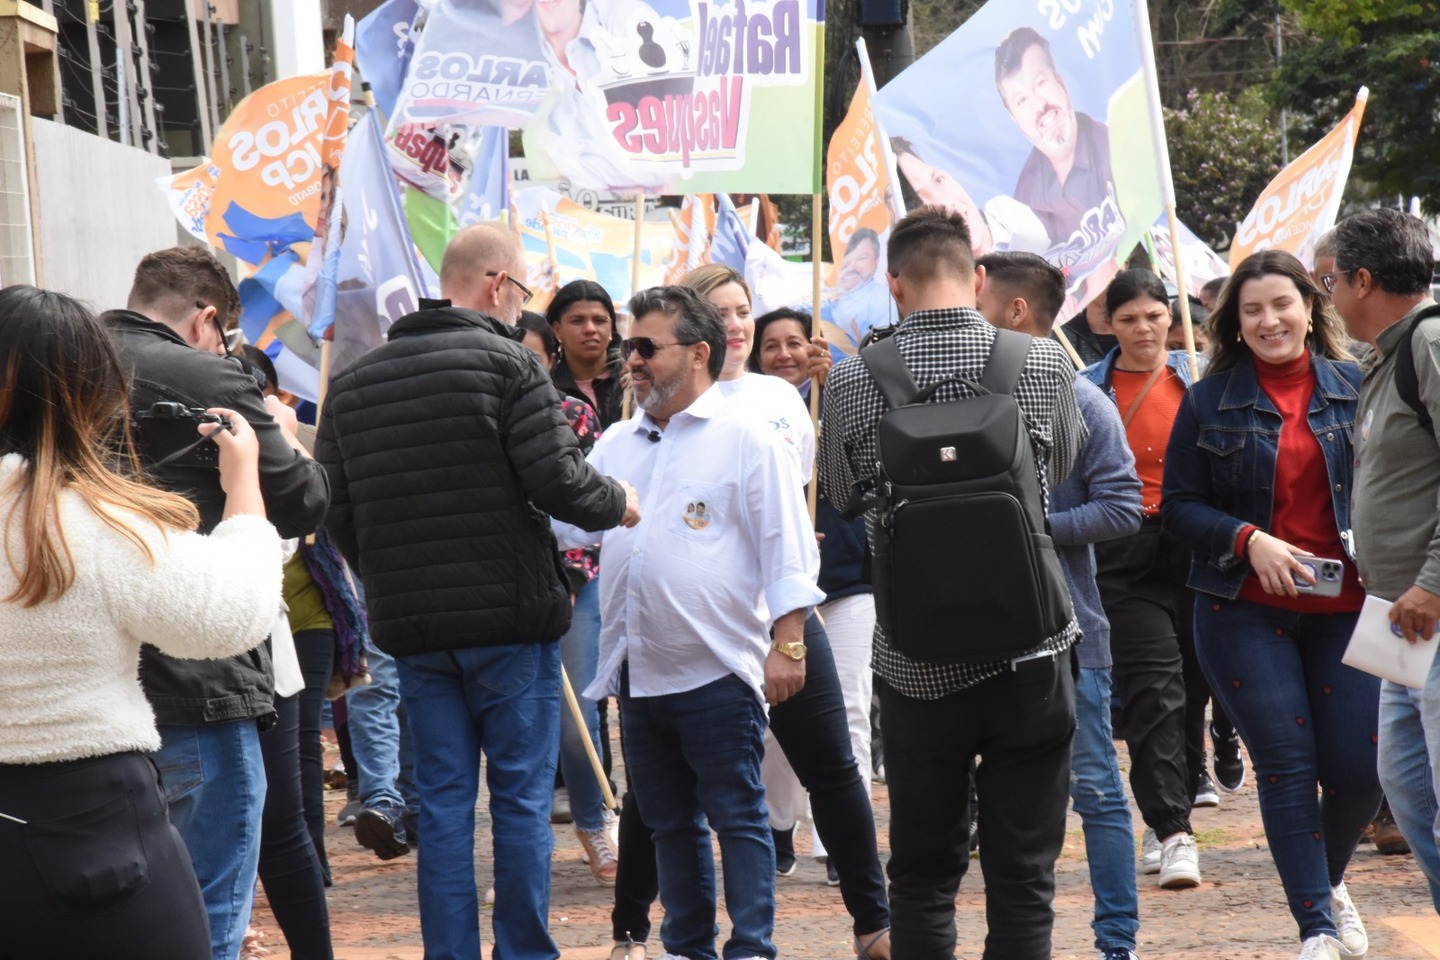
[256,737,1440,960]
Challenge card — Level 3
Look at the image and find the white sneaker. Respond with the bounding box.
[1139,828,1161,875]
[1330,882,1368,957]
[1157,833,1200,889]
[1298,934,1343,960]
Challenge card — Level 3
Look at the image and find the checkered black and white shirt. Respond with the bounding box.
[818,307,1085,699]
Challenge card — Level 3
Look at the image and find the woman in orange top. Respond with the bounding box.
[1079,269,1206,892]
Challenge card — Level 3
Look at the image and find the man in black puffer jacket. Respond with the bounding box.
[316,223,640,960]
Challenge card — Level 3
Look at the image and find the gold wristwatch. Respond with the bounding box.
[771,640,807,661]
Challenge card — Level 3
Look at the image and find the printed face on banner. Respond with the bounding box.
[873,0,1162,319]
[388,0,823,194]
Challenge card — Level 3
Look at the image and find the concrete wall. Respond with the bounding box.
[31,118,179,311]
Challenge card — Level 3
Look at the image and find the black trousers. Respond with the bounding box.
[258,693,334,960]
[612,613,890,940]
[0,751,212,960]
[880,650,1076,960]
[293,629,336,883]
[1094,519,1195,838]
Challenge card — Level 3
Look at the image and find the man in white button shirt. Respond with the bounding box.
[555,285,824,960]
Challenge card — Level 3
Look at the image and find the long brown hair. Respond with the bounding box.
[1205,250,1353,377]
[0,285,199,606]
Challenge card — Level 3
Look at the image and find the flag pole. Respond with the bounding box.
[1135,0,1198,381]
[541,210,560,290]
[808,194,822,525]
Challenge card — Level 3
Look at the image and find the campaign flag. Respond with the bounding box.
[355,0,421,118]
[1147,213,1229,298]
[512,186,673,310]
[710,192,752,272]
[330,109,434,377]
[161,22,356,266]
[825,39,900,353]
[1228,89,1368,269]
[873,0,1166,318]
[393,0,824,195]
[664,193,716,284]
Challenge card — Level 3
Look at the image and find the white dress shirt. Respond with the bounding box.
[717,372,816,483]
[554,384,823,703]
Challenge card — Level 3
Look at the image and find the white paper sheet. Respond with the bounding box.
[1343,594,1440,688]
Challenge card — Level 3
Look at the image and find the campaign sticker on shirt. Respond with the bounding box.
[683,501,712,530]
[672,480,726,540]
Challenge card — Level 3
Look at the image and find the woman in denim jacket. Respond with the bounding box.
[1160,250,1378,960]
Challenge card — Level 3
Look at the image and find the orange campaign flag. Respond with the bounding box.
[161,23,356,265]
[663,194,716,285]
[826,65,897,269]
[1229,89,1367,269]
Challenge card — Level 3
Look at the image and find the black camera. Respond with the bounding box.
[133,402,232,469]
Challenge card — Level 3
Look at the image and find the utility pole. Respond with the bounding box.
[859,0,914,89]
[1275,9,1288,164]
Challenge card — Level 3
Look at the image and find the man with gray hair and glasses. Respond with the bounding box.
[1328,207,1440,912]
[554,285,824,960]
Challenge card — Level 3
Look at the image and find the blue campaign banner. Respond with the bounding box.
[710,192,751,272]
[356,0,421,118]
[872,0,1163,315]
[332,109,433,375]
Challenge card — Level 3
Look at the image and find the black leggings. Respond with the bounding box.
[612,612,889,941]
[258,693,334,960]
[293,629,335,881]
[0,751,211,960]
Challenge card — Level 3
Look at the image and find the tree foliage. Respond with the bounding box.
[1164,88,1284,251]
[1273,0,1440,211]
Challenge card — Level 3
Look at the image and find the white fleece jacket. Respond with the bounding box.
[0,454,283,764]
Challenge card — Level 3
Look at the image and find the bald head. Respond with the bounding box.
[439,223,529,321]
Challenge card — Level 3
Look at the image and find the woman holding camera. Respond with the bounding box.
[1160,251,1378,960]
[0,286,281,960]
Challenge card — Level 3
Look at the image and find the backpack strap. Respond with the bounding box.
[860,336,921,409]
[980,328,1031,397]
[1394,303,1440,435]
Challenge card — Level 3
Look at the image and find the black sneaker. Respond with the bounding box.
[1193,771,1220,808]
[773,827,796,876]
[355,801,412,860]
[824,857,840,886]
[1210,722,1245,793]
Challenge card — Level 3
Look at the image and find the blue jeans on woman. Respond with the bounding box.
[1070,666,1139,954]
[1195,597,1381,940]
[558,577,606,832]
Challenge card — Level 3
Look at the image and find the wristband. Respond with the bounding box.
[1244,529,1263,558]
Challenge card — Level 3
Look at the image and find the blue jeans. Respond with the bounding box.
[1070,667,1138,953]
[346,637,417,813]
[1195,598,1382,937]
[621,669,774,960]
[154,720,267,960]
[559,577,606,832]
[1377,648,1440,913]
[396,643,562,960]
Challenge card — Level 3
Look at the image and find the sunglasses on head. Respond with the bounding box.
[621,337,696,360]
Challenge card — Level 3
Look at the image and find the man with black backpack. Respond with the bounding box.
[819,206,1084,960]
[1331,207,1440,911]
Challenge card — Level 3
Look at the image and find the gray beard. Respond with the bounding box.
[635,369,683,413]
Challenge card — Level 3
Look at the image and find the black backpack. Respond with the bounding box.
[849,329,1074,664]
[1393,303,1440,433]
